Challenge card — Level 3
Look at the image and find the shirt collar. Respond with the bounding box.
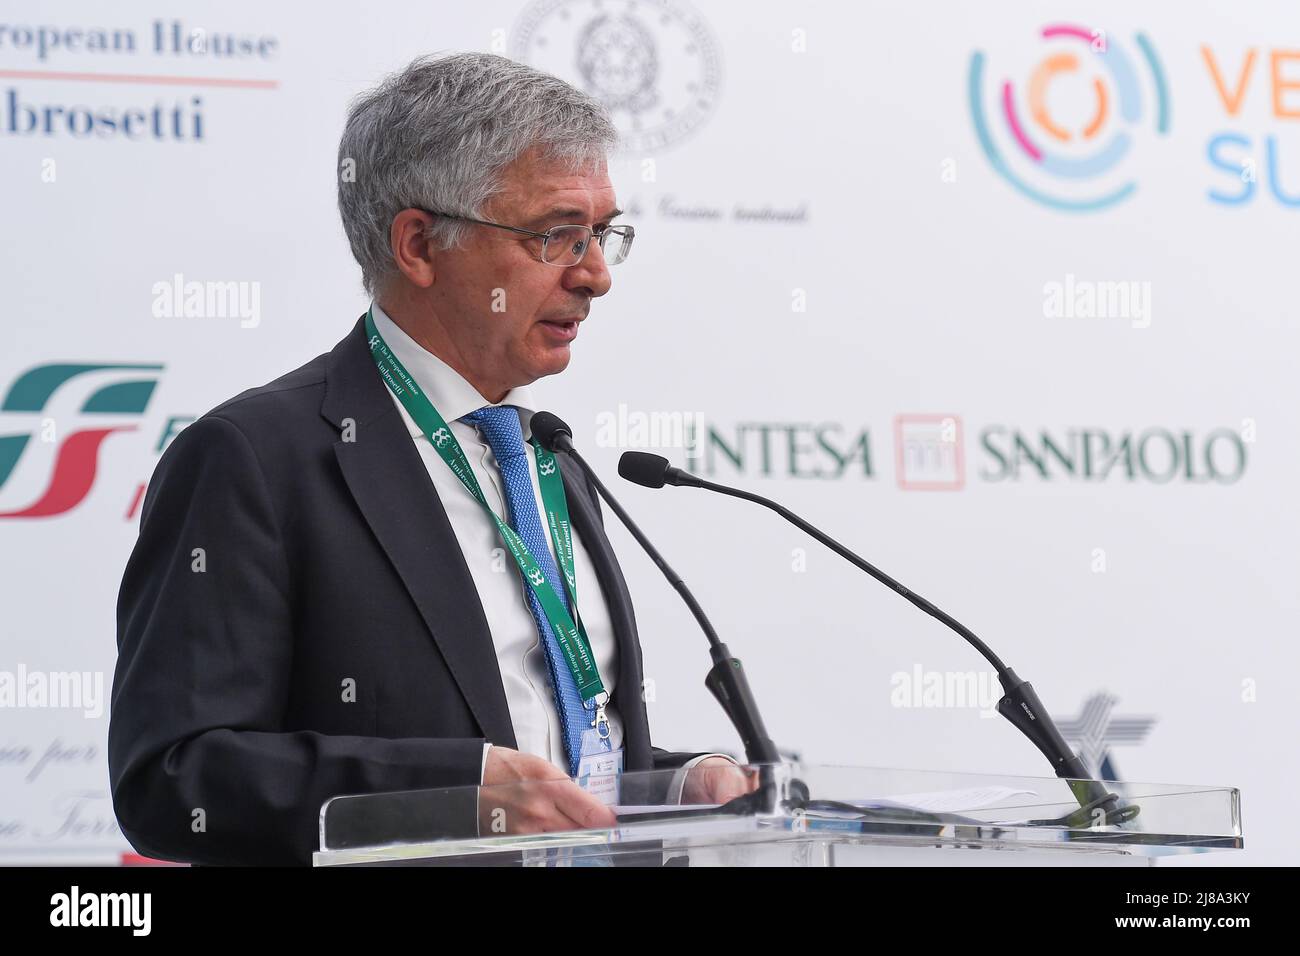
[369,301,540,439]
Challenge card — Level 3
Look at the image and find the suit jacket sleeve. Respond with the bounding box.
[109,415,484,866]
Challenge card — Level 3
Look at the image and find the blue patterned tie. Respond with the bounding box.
[463,405,589,776]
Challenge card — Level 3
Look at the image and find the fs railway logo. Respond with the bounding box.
[1053,692,1157,781]
[968,24,1171,211]
[0,363,162,518]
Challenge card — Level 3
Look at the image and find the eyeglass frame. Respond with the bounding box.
[413,207,634,267]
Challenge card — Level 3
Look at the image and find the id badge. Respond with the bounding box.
[576,728,623,807]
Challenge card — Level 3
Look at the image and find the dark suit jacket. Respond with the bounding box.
[109,315,703,866]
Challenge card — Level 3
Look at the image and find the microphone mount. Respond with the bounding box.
[618,452,1136,824]
[530,414,789,805]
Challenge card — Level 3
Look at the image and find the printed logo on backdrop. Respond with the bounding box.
[895,415,1247,489]
[0,19,279,143]
[683,421,874,480]
[0,362,195,519]
[1053,692,1156,781]
[895,414,964,491]
[676,415,1247,486]
[511,0,723,153]
[0,363,161,518]
[968,24,1170,211]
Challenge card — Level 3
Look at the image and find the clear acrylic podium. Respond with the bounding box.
[313,763,1242,867]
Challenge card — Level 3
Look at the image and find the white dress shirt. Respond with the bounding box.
[369,304,720,798]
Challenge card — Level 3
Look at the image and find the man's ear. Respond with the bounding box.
[389,209,437,288]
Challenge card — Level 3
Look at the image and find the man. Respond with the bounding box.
[108,52,752,866]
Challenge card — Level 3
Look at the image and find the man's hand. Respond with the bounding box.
[680,756,759,805]
[478,747,617,835]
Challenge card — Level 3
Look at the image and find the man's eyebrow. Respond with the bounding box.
[528,206,623,226]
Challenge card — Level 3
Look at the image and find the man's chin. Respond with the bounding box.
[524,346,572,383]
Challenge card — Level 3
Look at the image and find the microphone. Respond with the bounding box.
[618,451,1135,825]
[617,451,702,489]
[530,413,784,775]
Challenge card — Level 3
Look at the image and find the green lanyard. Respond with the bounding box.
[364,310,609,720]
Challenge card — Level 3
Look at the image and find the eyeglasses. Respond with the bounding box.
[416,208,635,267]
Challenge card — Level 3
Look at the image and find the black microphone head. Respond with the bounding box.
[618,452,672,489]
[529,411,573,452]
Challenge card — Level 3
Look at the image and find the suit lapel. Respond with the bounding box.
[322,316,517,749]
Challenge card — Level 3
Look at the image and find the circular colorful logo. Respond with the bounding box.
[969,24,1170,211]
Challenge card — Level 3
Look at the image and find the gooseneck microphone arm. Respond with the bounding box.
[703,479,1008,673]
[566,449,725,655]
[618,452,1134,823]
[529,413,783,772]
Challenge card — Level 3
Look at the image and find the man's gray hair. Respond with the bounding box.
[337,51,618,296]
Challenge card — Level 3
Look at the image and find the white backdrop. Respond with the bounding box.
[2,0,1297,864]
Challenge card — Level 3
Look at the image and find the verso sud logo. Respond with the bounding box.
[968,24,1170,211]
[0,363,162,518]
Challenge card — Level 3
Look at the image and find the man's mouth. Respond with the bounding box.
[538,317,582,342]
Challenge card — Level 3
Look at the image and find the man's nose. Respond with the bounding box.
[563,237,613,298]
